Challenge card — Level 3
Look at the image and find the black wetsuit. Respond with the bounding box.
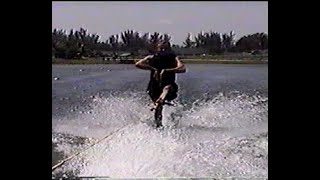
[147,50,178,102]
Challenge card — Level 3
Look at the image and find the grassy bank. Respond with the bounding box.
[52,58,268,65]
[52,58,120,65]
[181,59,267,64]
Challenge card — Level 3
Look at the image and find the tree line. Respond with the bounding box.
[52,27,268,59]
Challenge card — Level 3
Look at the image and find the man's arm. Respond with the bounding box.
[135,55,157,71]
[165,57,187,73]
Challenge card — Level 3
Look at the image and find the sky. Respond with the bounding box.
[52,1,268,45]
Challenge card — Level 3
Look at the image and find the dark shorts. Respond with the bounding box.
[147,82,178,102]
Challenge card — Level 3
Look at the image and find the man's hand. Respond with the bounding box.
[153,70,160,81]
[135,55,157,71]
[159,69,168,82]
[160,69,167,77]
[163,57,186,73]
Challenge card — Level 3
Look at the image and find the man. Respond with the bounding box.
[135,41,186,126]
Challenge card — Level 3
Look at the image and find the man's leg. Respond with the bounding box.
[152,85,171,127]
[155,85,172,108]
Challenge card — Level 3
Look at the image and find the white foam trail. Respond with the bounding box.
[52,92,268,178]
[53,94,151,139]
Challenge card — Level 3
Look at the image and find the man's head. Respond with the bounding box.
[157,41,171,52]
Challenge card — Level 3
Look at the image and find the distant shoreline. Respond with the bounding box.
[52,59,268,65]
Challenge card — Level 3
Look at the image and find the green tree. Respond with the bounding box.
[222,31,236,52]
[183,33,194,48]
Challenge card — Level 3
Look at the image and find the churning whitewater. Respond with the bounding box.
[52,92,268,178]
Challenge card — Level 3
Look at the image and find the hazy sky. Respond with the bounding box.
[52,1,268,45]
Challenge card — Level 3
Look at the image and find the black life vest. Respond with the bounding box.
[149,51,177,86]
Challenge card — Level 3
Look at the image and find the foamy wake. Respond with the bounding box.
[52,92,268,178]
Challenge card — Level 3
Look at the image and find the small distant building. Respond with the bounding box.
[119,53,135,64]
[171,47,208,56]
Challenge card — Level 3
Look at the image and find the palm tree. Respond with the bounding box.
[222,31,235,52]
[183,33,194,48]
[109,34,120,52]
[163,33,171,42]
[149,32,163,52]
[235,32,268,52]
